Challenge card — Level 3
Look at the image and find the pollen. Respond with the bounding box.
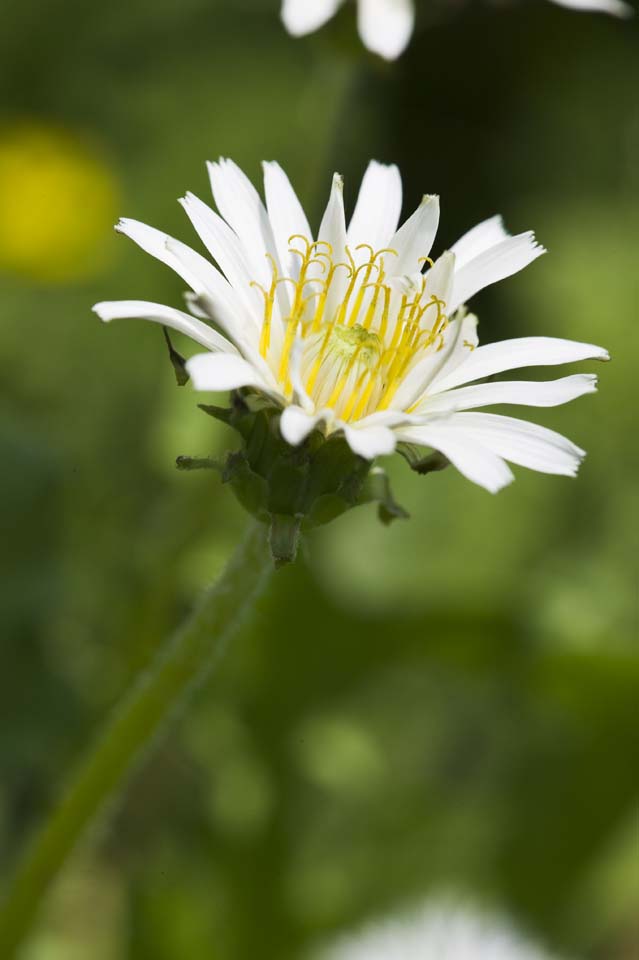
[252,235,449,421]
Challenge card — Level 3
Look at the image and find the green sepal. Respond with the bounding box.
[197,404,233,426]
[269,514,303,568]
[176,456,223,472]
[221,451,270,522]
[186,403,406,566]
[267,461,308,515]
[162,328,190,386]
[358,466,409,526]
[303,493,353,530]
[304,435,368,503]
[397,442,449,476]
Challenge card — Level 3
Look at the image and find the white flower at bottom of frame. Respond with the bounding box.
[311,899,565,960]
[93,157,609,494]
[281,0,631,61]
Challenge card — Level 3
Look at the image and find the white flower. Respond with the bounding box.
[282,0,415,60]
[547,0,632,13]
[94,158,608,494]
[311,899,564,960]
[281,0,631,61]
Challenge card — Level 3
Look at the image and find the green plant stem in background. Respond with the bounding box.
[0,522,272,959]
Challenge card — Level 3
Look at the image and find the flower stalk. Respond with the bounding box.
[0,521,272,959]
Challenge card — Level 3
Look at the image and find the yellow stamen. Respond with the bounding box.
[251,236,450,423]
[349,371,378,421]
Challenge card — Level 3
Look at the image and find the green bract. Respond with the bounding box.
[178,392,409,566]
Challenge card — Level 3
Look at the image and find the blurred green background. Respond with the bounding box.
[1,0,638,957]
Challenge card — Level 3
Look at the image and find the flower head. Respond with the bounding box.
[281,0,631,61]
[94,158,607,501]
[312,899,564,960]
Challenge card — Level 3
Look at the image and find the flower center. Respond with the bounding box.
[251,235,448,421]
[326,323,382,367]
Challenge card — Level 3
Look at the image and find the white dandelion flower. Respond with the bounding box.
[311,899,566,960]
[94,158,608,494]
[281,0,631,61]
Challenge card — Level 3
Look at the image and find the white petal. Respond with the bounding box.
[389,195,440,276]
[186,352,267,393]
[397,424,514,493]
[288,337,315,412]
[387,253,457,411]
[357,0,415,60]
[263,161,313,281]
[207,158,289,320]
[342,423,397,459]
[450,230,545,313]
[425,249,455,306]
[280,406,330,446]
[281,0,342,35]
[419,373,598,414]
[550,0,632,15]
[207,158,276,274]
[398,311,479,412]
[450,215,509,270]
[318,173,349,316]
[183,291,209,319]
[117,218,221,297]
[115,218,252,345]
[430,336,610,394]
[437,412,586,477]
[319,173,347,250]
[426,310,479,387]
[347,161,403,254]
[92,300,239,354]
[353,409,415,429]
[179,193,259,321]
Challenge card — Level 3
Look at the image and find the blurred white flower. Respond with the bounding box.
[548,0,632,14]
[94,158,608,493]
[282,0,414,60]
[311,899,565,960]
[281,0,631,60]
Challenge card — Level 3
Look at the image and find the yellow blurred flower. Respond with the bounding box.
[0,122,119,282]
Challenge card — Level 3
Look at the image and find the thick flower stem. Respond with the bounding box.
[0,521,272,958]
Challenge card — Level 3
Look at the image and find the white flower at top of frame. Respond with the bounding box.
[281,0,631,61]
[311,899,566,960]
[282,0,415,59]
[93,157,609,494]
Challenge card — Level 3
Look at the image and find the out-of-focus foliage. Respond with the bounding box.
[1,1,637,958]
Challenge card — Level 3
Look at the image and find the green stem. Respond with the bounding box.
[0,521,272,958]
